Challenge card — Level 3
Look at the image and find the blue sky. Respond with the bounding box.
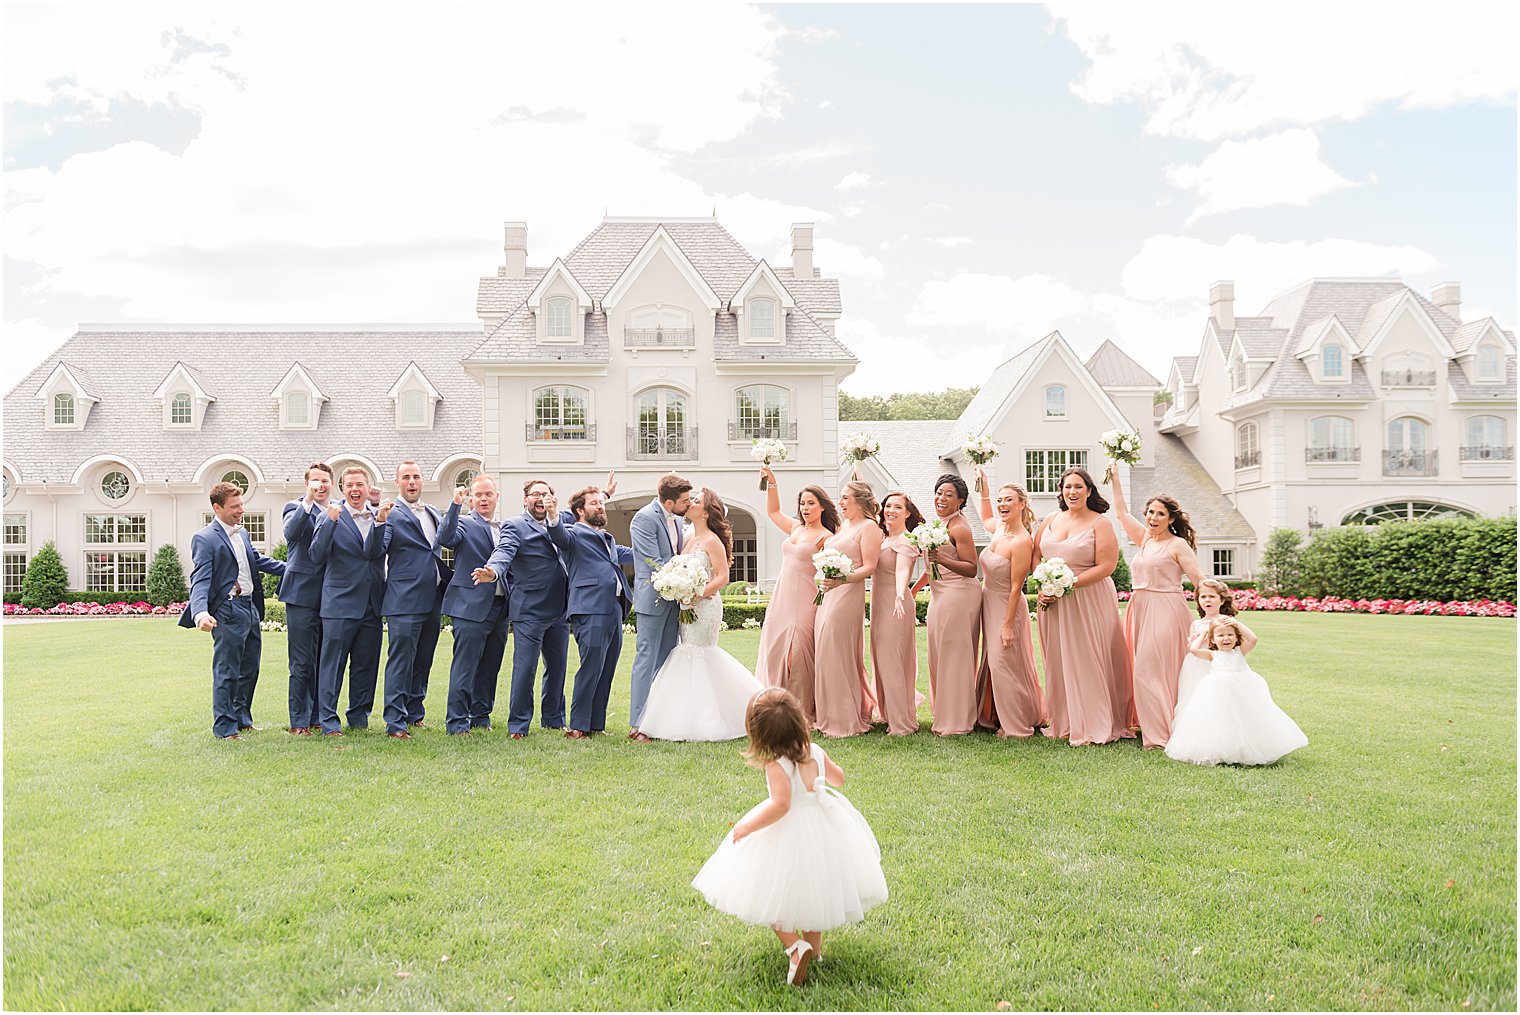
[4,2,1514,394]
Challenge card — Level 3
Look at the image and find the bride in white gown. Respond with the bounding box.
[638,488,765,742]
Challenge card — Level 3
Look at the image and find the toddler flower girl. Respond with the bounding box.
[1166,616,1308,767]
[1175,578,1257,713]
[691,688,888,985]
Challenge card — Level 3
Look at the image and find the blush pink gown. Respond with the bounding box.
[1037,525,1136,746]
[870,535,921,736]
[1125,541,1194,749]
[813,524,872,737]
[977,547,1048,737]
[926,536,982,735]
[755,536,823,725]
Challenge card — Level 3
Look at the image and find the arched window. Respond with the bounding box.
[285,391,310,427]
[1044,385,1066,418]
[221,470,250,494]
[399,389,426,426]
[546,297,573,339]
[1322,345,1344,379]
[53,393,75,425]
[1385,417,1432,475]
[454,466,481,491]
[749,298,776,340]
[100,471,131,501]
[635,387,690,458]
[531,386,589,440]
[1307,416,1356,462]
[1478,342,1502,380]
[170,393,193,425]
[1463,416,1509,459]
[1235,422,1259,468]
[735,385,790,439]
[1343,501,1474,525]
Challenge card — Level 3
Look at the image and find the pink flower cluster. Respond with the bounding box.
[3,600,186,617]
[1115,589,1514,618]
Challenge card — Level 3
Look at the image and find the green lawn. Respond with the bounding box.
[3,614,1514,1011]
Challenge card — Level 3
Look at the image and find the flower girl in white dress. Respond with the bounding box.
[1166,616,1308,767]
[692,688,888,986]
[1175,579,1257,714]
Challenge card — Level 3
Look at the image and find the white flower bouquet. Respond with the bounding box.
[906,519,951,580]
[751,437,789,489]
[650,552,711,624]
[812,547,855,606]
[962,435,999,492]
[1030,557,1077,610]
[840,432,881,478]
[1099,427,1143,484]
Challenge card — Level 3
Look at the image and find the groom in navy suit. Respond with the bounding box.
[311,466,389,736]
[180,482,287,739]
[546,474,634,738]
[627,472,692,741]
[473,478,570,739]
[378,460,450,737]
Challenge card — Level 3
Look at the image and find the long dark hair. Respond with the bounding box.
[701,487,733,561]
[1055,467,1110,513]
[798,484,840,533]
[877,491,926,537]
[934,473,968,512]
[1146,494,1197,548]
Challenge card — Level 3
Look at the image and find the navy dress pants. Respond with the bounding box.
[317,609,382,733]
[506,618,570,734]
[210,596,261,737]
[445,598,508,733]
[568,613,624,733]
[285,602,322,729]
[383,606,441,734]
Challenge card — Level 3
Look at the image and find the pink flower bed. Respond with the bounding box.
[4,601,185,617]
[1115,589,1514,617]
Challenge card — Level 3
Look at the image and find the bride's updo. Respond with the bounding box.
[700,487,733,561]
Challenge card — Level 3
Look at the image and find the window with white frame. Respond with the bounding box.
[1463,416,1509,459]
[170,392,193,425]
[100,470,132,501]
[1308,416,1356,461]
[1211,548,1235,578]
[735,385,789,439]
[732,535,758,584]
[284,390,310,427]
[1044,385,1066,419]
[4,513,28,594]
[532,386,589,440]
[4,513,25,547]
[3,552,26,595]
[749,299,776,340]
[204,511,267,548]
[546,297,574,339]
[1478,342,1502,380]
[399,389,427,427]
[1025,449,1088,494]
[636,387,690,456]
[1230,358,1245,391]
[53,392,75,425]
[1322,345,1345,379]
[221,470,250,495]
[1235,422,1259,468]
[84,513,148,592]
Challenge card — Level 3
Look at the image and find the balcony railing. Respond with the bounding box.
[1381,369,1437,387]
[624,327,695,349]
[728,420,799,442]
[1383,449,1438,476]
[525,422,596,442]
[1234,450,1260,469]
[627,426,698,460]
[1460,445,1515,461]
[1306,446,1360,463]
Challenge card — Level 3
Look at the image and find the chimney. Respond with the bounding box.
[791,222,814,279]
[503,221,527,280]
[1432,281,1461,323]
[1209,280,1235,331]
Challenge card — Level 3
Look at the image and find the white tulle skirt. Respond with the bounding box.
[638,643,764,742]
[692,789,889,932]
[1174,652,1211,714]
[1165,654,1308,766]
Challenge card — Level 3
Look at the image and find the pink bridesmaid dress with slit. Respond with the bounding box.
[755,536,822,724]
[1037,525,1135,746]
[870,536,921,736]
[1125,542,1193,748]
[977,548,1048,736]
[926,537,981,735]
[812,524,872,737]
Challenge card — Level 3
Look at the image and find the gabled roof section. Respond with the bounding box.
[731,260,797,310]
[1169,356,1199,386]
[1352,290,1455,358]
[1293,315,1355,358]
[34,362,101,402]
[601,225,721,312]
[1451,318,1515,355]
[270,363,329,403]
[1085,339,1160,388]
[1127,434,1255,542]
[385,361,443,400]
[151,361,216,402]
[526,257,593,311]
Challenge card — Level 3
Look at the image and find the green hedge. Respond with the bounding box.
[1276,516,1516,601]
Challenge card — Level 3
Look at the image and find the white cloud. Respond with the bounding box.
[1166,128,1358,223]
[837,317,1010,396]
[1051,3,1517,140]
[925,236,973,248]
[905,272,1088,333]
[812,237,887,287]
[834,171,875,192]
[762,140,864,170]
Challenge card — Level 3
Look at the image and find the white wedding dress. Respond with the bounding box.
[638,548,764,742]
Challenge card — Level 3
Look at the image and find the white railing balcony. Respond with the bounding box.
[1381,369,1437,387]
[1306,446,1360,463]
[627,426,698,460]
[624,327,695,349]
[525,422,596,442]
[729,420,798,441]
[1460,445,1515,461]
[1383,449,1438,476]
[1234,450,1260,469]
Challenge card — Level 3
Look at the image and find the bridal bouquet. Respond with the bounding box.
[812,547,855,606]
[651,552,711,624]
[839,432,881,479]
[1099,427,1143,484]
[962,435,999,492]
[750,437,789,489]
[906,518,951,580]
[1030,558,1076,609]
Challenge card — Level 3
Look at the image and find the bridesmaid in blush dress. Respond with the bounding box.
[917,473,981,736]
[1106,467,1204,749]
[871,491,926,736]
[972,470,1048,737]
[813,481,882,737]
[755,465,839,726]
[1032,467,1135,746]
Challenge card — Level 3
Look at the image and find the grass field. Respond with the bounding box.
[3,613,1514,1011]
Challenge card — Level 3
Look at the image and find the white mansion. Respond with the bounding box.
[3,214,1514,595]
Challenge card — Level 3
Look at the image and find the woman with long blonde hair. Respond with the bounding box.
[973,469,1048,736]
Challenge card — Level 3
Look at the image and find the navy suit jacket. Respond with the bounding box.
[309,507,386,620]
[277,499,329,609]
[380,499,451,616]
[546,510,634,620]
[437,501,509,624]
[178,520,286,627]
[484,511,569,625]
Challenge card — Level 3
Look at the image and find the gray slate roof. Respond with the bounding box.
[1126,434,1255,543]
[4,329,486,484]
[1450,318,1509,353]
[1171,356,1198,383]
[1085,339,1160,388]
[1448,358,1518,401]
[468,220,855,363]
[939,336,1048,457]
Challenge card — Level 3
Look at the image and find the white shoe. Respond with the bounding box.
[785,939,814,986]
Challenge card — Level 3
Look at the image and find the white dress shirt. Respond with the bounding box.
[348,503,375,541]
[405,497,438,545]
[193,517,253,627]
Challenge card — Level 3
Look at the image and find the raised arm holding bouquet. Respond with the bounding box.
[839,432,881,481]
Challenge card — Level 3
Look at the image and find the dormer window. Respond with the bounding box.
[750,299,776,340]
[285,391,310,426]
[546,297,573,339]
[386,361,443,430]
[1044,385,1067,418]
[53,393,75,425]
[732,261,795,344]
[37,362,99,430]
[153,362,216,430]
[1322,344,1344,379]
[399,390,426,426]
[271,363,328,431]
[1478,342,1502,380]
[170,393,192,424]
[528,258,592,345]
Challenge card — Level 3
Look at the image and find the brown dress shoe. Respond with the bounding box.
[565,729,590,740]
[410,720,427,729]
[323,730,344,737]
[219,733,244,740]
[509,732,526,740]
[387,731,412,739]
[631,731,652,743]
[287,727,313,736]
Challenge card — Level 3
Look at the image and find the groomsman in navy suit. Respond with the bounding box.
[311,466,389,736]
[278,461,334,735]
[472,478,570,739]
[180,481,287,739]
[438,475,510,734]
[546,474,634,738]
[379,460,450,738]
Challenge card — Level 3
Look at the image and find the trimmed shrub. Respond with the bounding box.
[263,541,289,600]
[1258,528,1303,597]
[145,544,189,607]
[1289,516,1516,602]
[20,542,69,610]
[265,601,286,626]
[1111,551,1131,592]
